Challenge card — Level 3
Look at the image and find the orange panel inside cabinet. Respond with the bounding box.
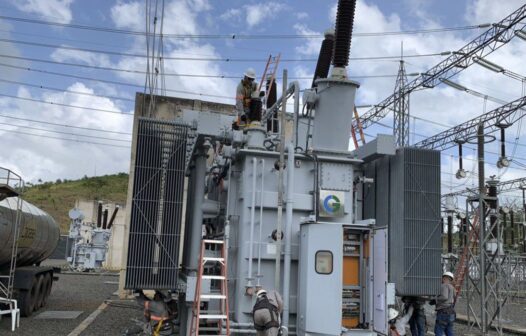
[343,257,359,285]
[343,317,360,328]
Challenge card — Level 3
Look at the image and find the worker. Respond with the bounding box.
[402,297,426,336]
[252,289,283,336]
[388,305,413,336]
[235,68,258,125]
[135,290,176,336]
[429,272,456,336]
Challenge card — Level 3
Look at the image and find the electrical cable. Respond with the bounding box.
[0,37,448,62]
[0,112,131,135]
[0,93,130,116]
[0,126,130,148]
[0,15,489,39]
[0,121,131,142]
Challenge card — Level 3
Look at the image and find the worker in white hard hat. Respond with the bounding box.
[252,288,283,336]
[387,305,413,336]
[429,271,456,336]
[235,68,258,126]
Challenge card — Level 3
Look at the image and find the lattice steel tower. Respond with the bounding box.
[393,56,410,147]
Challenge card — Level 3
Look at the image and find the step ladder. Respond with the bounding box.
[191,239,230,335]
[453,209,484,302]
[351,106,365,148]
[258,54,281,103]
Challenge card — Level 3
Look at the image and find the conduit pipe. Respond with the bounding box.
[247,157,258,288]
[257,159,265,287]
[282,142,295,334]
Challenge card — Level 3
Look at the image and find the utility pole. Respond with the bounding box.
[393,42,410,147]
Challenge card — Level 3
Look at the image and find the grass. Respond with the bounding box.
[23,173,129,232]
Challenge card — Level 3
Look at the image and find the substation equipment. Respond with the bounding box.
[67,204,118,271]
[122,0,442,335]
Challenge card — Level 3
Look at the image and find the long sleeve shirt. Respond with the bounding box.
[436,283,455,311]
[236,79,258,113]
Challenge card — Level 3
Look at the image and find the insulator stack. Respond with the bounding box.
[312,30,334,87]
[332,0,357,68]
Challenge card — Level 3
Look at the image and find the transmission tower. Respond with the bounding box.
[393,53,410,147]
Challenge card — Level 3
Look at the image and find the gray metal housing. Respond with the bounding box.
[363,148,442,296]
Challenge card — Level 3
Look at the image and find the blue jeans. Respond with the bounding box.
[434,312,455,336]
[410,311,426,336]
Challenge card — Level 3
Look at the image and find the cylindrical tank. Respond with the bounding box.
[0,197,60,267]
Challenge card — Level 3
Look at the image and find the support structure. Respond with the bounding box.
[353,5,526,132]
[464,125,506,336]
[393,57,410,147]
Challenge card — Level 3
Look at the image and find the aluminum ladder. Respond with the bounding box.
[191,239,230,335]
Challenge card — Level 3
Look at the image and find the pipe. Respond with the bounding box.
[257,159,265,287]
[292,81,300,150]
[447,215,453,253]
[247,158,258,287]
[282,142,295,332]
[275,69,287,291]
[188,150,207,272]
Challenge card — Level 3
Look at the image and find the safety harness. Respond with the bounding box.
[144,301,166,336]
[253,296,280,331]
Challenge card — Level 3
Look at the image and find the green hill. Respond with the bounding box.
[23,173,129,232]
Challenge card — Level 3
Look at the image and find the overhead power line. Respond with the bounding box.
[0,126,130,148]
[0,78,135,102]
[0,38,448,62]
[0,62,235,100]
[0,54,420,79]
[0,121,131,142]
[0,93,131,116]
[0,113,132,135]
[0,15,491,39]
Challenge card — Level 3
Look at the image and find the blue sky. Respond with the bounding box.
[0,0,526,209]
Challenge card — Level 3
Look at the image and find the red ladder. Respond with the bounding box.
[258,54,281,99]
[191,239,230,335]
[453,211,481,302]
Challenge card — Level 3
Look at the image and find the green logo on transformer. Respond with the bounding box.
[323,195,341,213]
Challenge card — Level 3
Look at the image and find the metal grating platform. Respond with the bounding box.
[125,118,189,289]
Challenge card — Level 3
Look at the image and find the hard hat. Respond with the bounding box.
[443,271,454,281]
[256,289,267,297]
[388,308,399,321]
[244,68,256,79]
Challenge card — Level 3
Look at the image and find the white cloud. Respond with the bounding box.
[296,12,309,20]
[12,0,74,24]
[464,0,525,24]
[293,24,322,56]
[244,2,287,28]
[50,48,112,67]
[220,8,242,22]
[0,83,132,182]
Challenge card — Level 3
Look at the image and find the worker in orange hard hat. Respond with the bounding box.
[235,68,258,127]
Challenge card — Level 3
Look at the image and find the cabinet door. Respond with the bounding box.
[372,228,388,335]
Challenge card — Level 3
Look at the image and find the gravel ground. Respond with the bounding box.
[0,263,121,335]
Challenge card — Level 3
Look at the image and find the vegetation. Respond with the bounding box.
[23,173,129,232]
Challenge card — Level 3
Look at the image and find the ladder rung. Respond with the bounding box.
[202,275,226,280]
[203,257,224,262]
[203,239,224,244]
[199,314,227,319]
[201,294,226,299]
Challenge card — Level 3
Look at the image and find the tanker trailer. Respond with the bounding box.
[0,196,60,316]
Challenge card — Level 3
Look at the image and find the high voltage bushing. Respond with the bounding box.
[312,29,334,88]
[332,0,357,68]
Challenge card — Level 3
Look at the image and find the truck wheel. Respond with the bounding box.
[19,277,37,317]
[42,273,52,306]
[34,274,45,309]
